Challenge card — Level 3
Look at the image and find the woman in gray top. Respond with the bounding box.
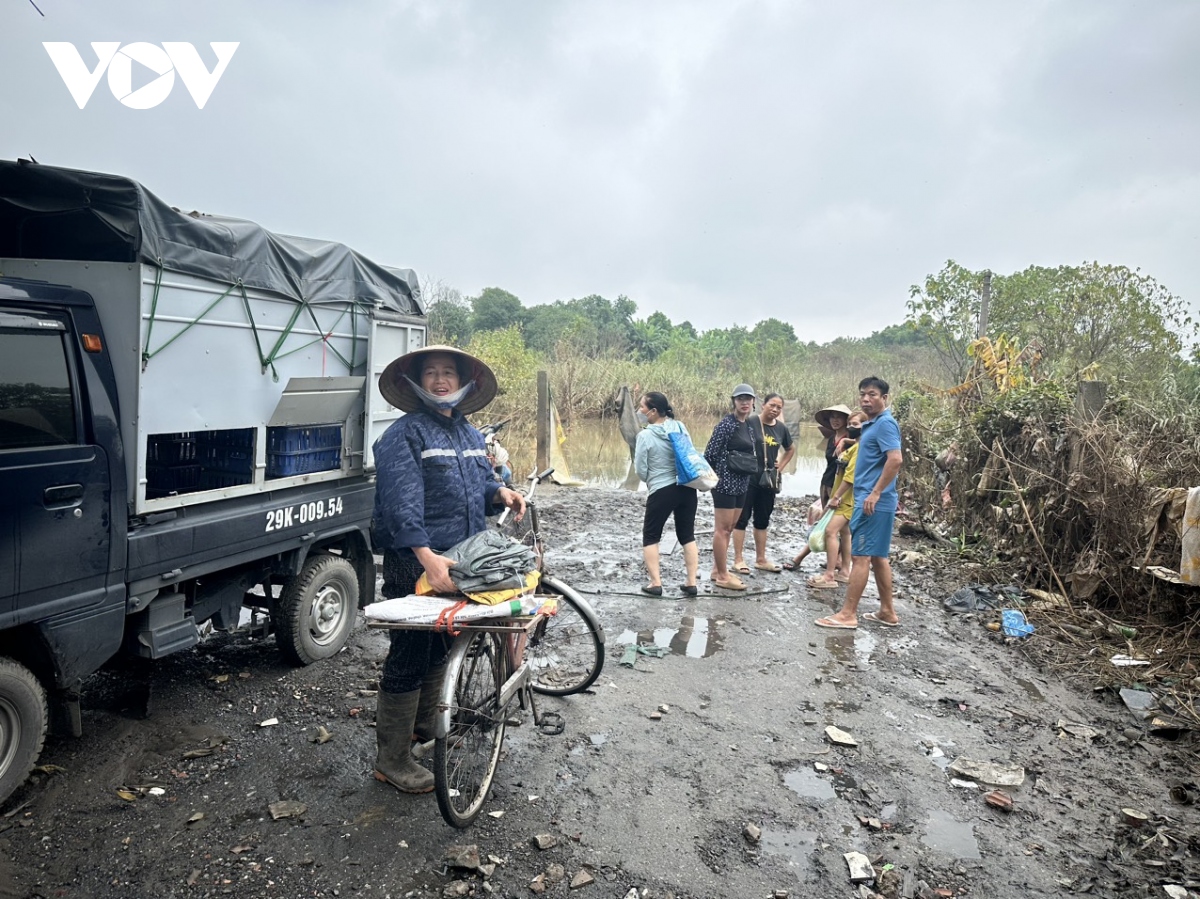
[634,392,699,597]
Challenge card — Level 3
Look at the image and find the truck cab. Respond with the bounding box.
[0,160,425,806]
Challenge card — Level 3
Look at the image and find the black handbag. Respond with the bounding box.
[751,416,781,492]
[758,467,781,493]
[726,451,758,475]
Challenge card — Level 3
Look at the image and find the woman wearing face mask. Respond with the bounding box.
[805,411,865,588]
[703,384,758,591]
[370,346,527,793]
[633,392,700,597]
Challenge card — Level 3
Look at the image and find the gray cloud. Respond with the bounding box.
[3,0,1197,344]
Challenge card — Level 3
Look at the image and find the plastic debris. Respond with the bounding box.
[843,851,875,883]
[1120,807,1149,827]
[1000,608,1035,638]
[1110,654,1150,667]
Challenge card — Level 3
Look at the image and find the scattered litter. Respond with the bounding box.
[1000,608,1035,638]
[488,810,505,818]
[1169,784,1194,805]
[649,711,662,720]
[531,833,559,850]
[187,812,205,824]
[857,815,883,830]
[743,822,762,843]
[984,790,1014,812]
[658,704,670,713]
[310,725,334,744]
[1056,720,1101,741]
[946,757,1025,787]
[268,800,306,820]
[825,725,859,748]
[1163,885,1189,898]
[147,787,166,797]
[1120,807,1149,827]
[1024,588,1067,609]
[843,850,875,883]
[814,762,830,773]
[259,717,279,727]
[1119,688,1158,720]
[618,643,670,668]
[212,674,229,684]
[943,584,1021,612]
[1110,654,1150,667]
[116,789,137,802]
[950,778,979,791]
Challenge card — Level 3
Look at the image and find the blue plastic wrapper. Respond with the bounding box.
[1001,608,1035,638]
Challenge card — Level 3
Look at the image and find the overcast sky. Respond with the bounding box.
[3,1,1198,344]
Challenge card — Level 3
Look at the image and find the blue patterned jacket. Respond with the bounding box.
[372,409,501,553]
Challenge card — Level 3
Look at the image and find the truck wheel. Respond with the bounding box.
[275,555,359,666]
[0,658,47,806]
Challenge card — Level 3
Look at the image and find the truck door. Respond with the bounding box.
[0,309,111,622]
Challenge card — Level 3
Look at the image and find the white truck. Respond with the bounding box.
[0,160,426,804]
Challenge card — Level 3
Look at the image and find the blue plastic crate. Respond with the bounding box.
[267,424,342,453]
[266,446,341,478]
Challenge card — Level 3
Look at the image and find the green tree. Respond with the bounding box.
[470,287,525,333]
[994,263,1195,389]
[424,279,472,345]
[906,260,986,382]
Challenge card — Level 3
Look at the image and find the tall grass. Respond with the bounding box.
[471,329,947,430]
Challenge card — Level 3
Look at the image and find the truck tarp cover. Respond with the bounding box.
[0,160,421,313]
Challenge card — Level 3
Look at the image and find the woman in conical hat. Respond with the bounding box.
[370,345,525,794]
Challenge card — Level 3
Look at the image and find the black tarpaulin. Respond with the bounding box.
[0,160,421,313]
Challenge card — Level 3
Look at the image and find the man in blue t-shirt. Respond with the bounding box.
[816,375,903,629]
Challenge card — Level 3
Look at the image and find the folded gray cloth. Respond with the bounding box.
[443,529,537,594]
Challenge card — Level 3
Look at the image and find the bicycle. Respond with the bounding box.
[368,467,605,828]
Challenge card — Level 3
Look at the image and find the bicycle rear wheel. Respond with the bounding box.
[528,576,605,696]
[435,632,507,828]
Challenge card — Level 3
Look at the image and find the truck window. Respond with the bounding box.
[0,329,78,449]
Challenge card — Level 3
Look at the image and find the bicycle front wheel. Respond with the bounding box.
[529,576,605,696]
[435,631,507,828]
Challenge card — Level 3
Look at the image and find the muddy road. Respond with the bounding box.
[2,486,1197,899]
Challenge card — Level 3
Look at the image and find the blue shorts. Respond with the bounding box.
[850,504,895,558]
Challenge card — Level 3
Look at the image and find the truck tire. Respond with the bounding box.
[275,554,359,666]
[0,657,47,806]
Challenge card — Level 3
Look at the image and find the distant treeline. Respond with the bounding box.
[423,258,1200,424]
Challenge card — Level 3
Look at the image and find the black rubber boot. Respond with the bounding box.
[374,690,434,793]
[413,660,447,743]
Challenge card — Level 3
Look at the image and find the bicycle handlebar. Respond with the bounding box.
[497,467,555,525]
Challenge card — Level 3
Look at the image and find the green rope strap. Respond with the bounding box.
[141,264,368,379]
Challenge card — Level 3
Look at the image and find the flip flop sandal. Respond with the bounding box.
[713,575,747,591]
[814,617,856,630]
[732,563,751,575]
[806,576,839,589]
[782,560,800,571]
[754,562,782,572]
[863,612,900,628]
[833,573,851,583]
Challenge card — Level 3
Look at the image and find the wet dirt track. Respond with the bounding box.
[2,485,1197,899]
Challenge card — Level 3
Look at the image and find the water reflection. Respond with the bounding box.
[615,616,724,658]
[491,417,828,497]
[760,826,818,874]
[923,809,981,859]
